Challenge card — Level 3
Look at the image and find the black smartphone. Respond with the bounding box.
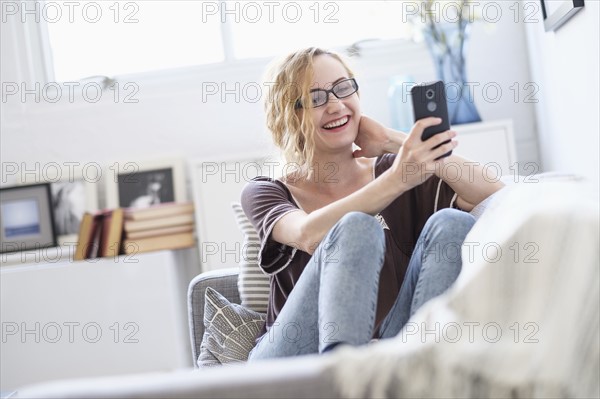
[411,80,452,159]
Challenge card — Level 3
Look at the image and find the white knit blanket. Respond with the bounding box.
[333,180,600,398]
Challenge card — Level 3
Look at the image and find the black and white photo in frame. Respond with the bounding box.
[105,157,187,209]
[118,167,175,208]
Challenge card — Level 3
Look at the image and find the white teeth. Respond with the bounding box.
[323,116,349,129]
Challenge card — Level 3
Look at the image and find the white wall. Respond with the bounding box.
[523,0,600,191]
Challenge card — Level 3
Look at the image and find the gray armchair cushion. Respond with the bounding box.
[198,287,266,367]
[188,268,240,366]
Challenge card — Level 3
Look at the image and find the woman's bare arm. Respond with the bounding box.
[434,153,505,211]
[272,168,408,254]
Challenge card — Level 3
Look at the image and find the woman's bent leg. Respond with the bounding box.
[378,208,475,339]
[249,212,386,360]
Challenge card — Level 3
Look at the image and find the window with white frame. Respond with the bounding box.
[41,0,415,82]
[43,1,224,82]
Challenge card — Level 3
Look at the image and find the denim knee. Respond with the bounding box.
[417,209,475,276]
[426,208,476,241]
[325,212,386,268]
[337,211,385,243]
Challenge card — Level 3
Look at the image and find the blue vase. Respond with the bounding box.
[388,75,415,132]
[423,22,482,125]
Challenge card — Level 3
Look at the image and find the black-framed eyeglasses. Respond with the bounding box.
[295,78,359,109]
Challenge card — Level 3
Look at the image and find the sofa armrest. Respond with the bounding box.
[187,267,240,367]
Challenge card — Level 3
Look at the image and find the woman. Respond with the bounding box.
[241,47,503,360]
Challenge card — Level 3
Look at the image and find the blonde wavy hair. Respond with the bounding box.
[263,47,355,179]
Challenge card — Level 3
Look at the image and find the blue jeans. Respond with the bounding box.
[248,209,476,360]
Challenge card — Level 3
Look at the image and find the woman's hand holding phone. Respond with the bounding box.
[390,117,458,190]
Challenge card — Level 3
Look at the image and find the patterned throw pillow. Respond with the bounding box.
[231,202,270,314]
[197,287,266,367]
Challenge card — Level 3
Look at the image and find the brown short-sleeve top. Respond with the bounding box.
[240,153,460,337]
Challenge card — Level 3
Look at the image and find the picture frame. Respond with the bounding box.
[0,183,58,254]
[19,165,100,246]
[105,157,187,209]
[541,0,584,32]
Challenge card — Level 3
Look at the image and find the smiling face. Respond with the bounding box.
[305,54,360,156]
[263,48,358,170]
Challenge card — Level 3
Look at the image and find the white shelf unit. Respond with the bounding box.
[0,249,200,390]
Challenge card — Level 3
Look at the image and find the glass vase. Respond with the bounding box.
[388,75,416,132]
[423,22,482,125]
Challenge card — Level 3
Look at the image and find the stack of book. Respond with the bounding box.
[74,208,124,261]
[121,202,195,255]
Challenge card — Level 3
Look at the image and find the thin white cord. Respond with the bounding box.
[434,179,443,213]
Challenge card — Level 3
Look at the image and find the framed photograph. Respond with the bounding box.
[0,183,57,254]
[20,166,100,246]
[105,158,187,209]
[541,0,584,32]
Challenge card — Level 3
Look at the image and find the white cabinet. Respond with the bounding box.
[0,249,200,390]
[453,119,517,176]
